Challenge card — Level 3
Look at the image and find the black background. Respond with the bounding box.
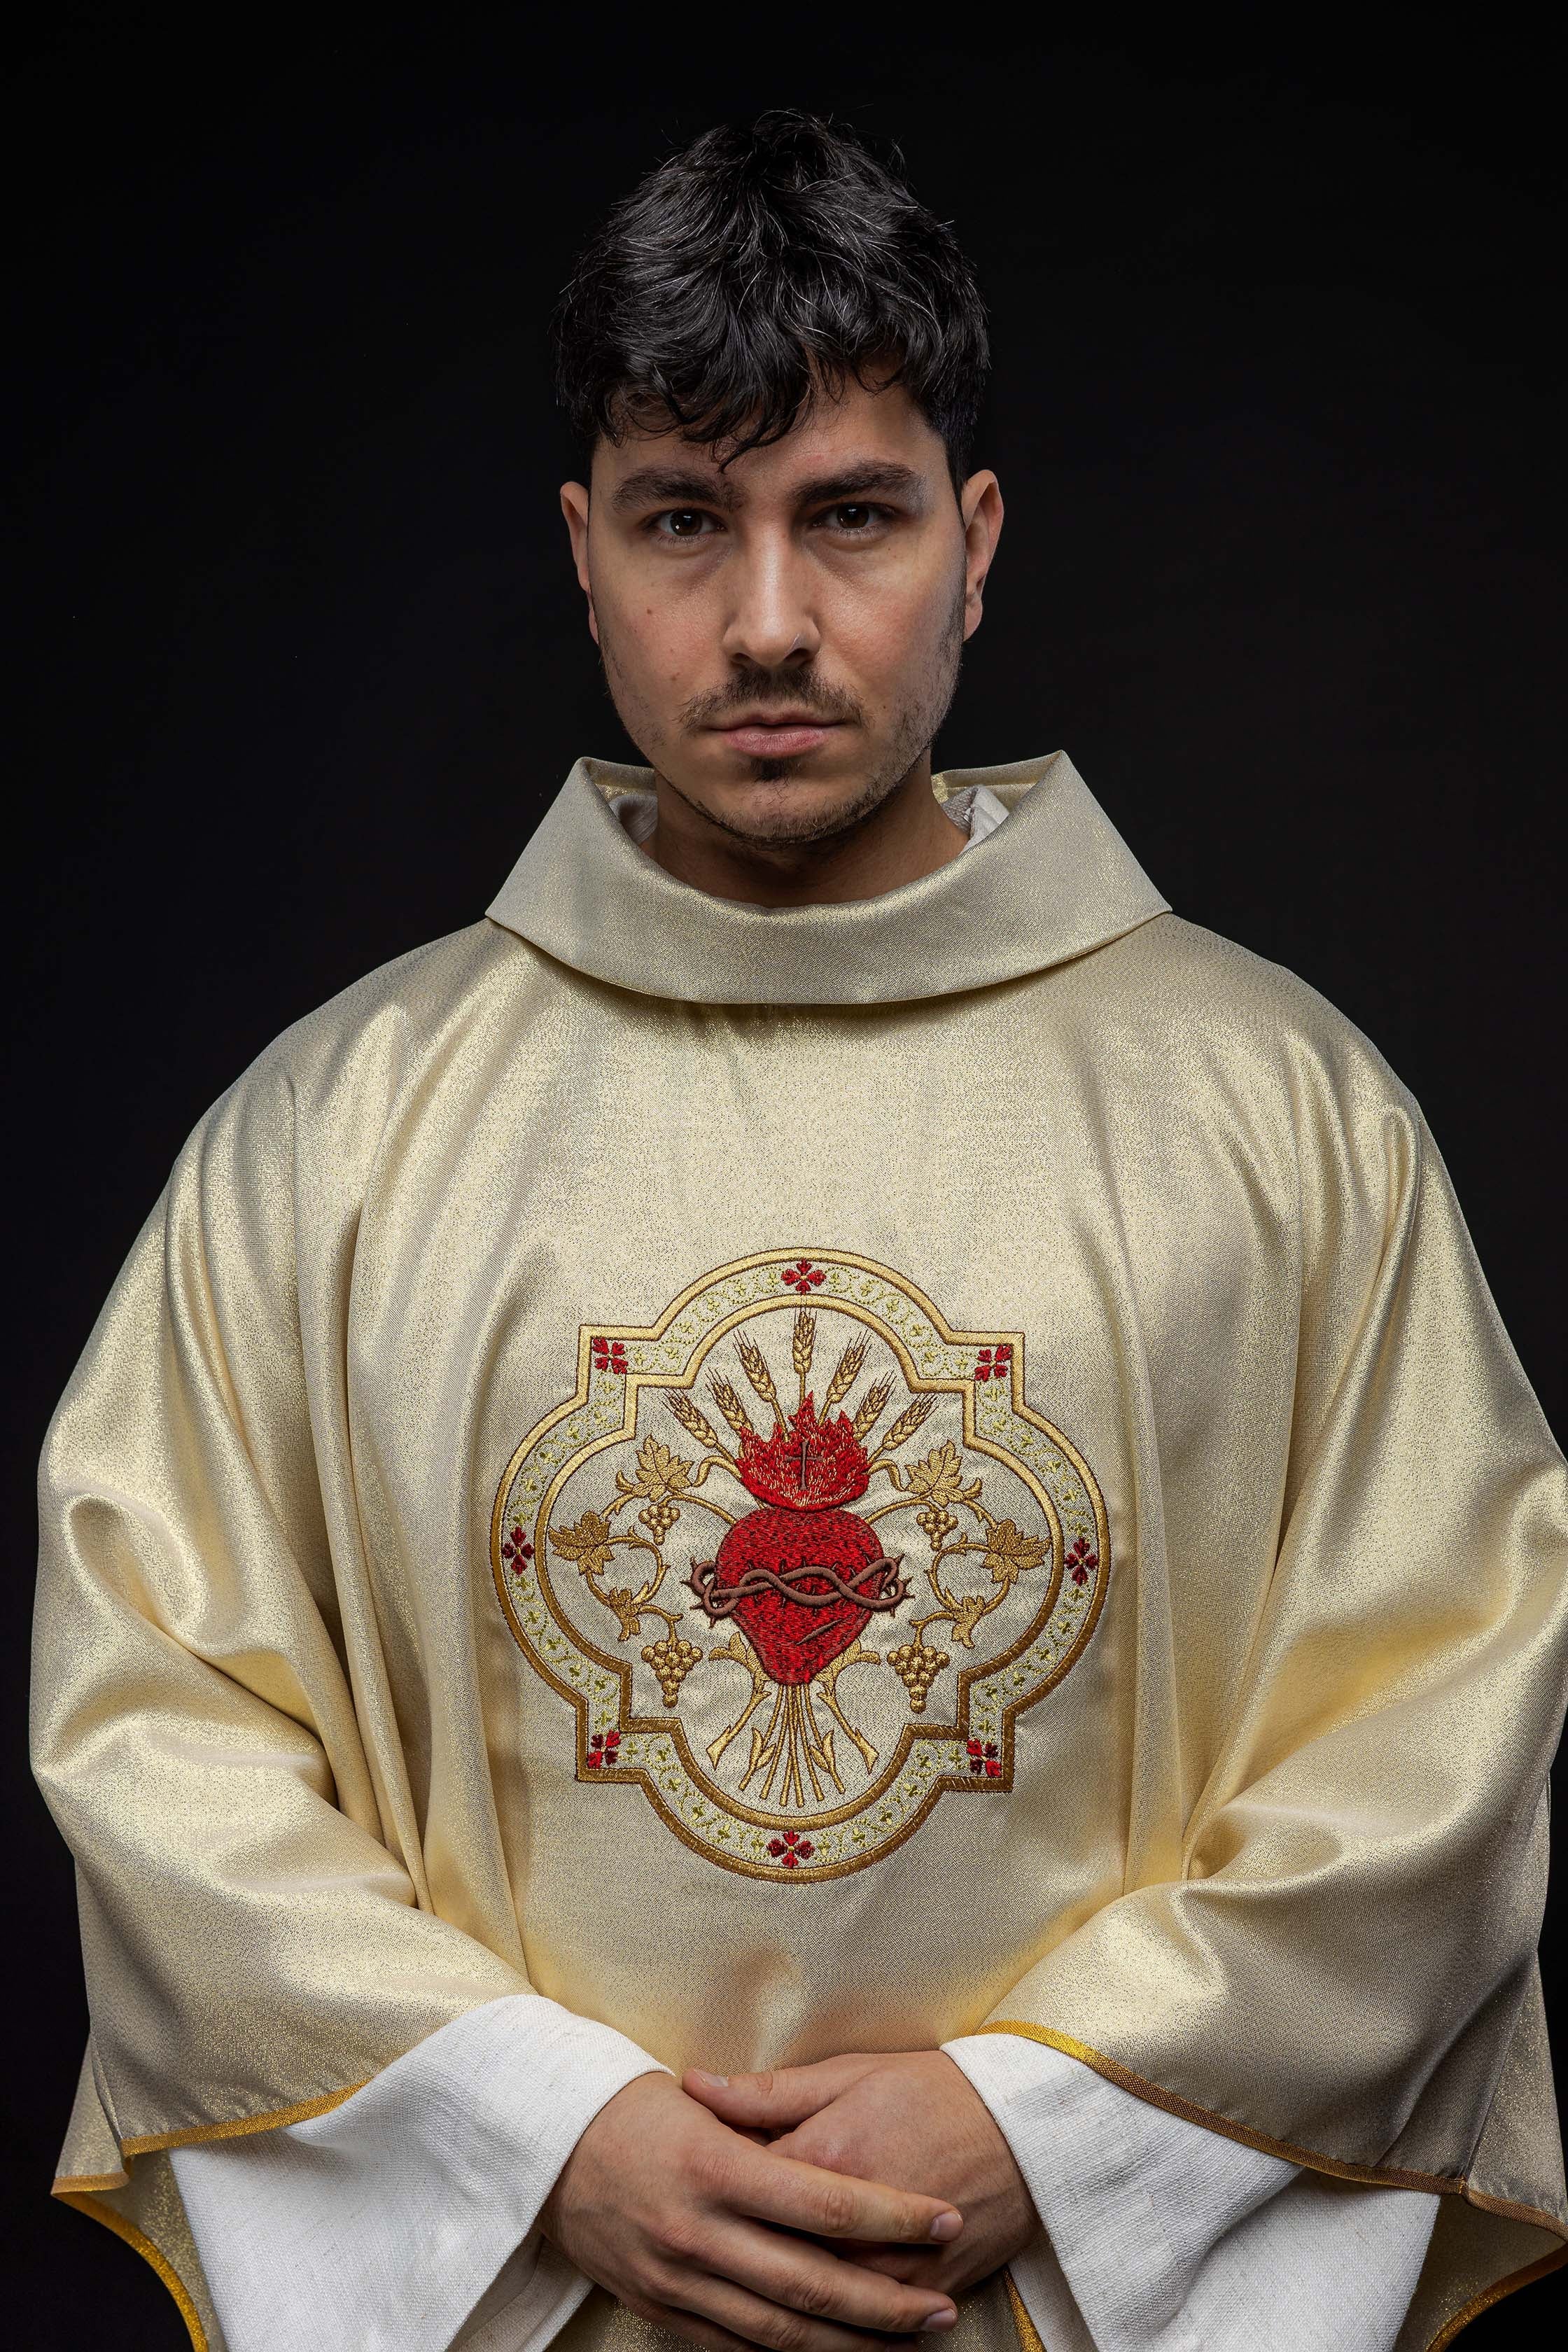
[7,10,1564,2342]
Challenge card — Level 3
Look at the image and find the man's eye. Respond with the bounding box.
[654,510,710,538]
[832,504,874,529]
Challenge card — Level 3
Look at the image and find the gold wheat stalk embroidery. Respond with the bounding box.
[737,1336,785,1427]
[709,1376,757,1440]
[792,1310,816,1405]
[741,1683,844,1808]
[821,1338,866,1415]
[870,1394,937,1460]
[851,1376,894,1442]
[666,1392,725,1453]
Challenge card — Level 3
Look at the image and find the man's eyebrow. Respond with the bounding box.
[607,458,930,515]
[610,468,741,514]
[792,461,928,505]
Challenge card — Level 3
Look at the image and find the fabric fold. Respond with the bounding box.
[170,1996,665,2352]
[947,2031,1438,2352]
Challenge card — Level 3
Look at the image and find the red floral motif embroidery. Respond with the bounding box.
[780,1260,826,1291]
[500,1526,535,1572]
[767,1828,816,1866]
[1066,1537,1098,1587]
[592,1338,629,1374]
[585,1730,622,1769]
[974,1345,1014,1384]
[967,1739,1001,1778]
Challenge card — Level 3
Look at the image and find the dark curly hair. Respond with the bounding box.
[553,111,989,489]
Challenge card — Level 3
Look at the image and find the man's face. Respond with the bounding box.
[560,378,1002,848]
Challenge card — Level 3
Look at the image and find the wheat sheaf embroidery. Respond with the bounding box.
[493,1250,1107,1881]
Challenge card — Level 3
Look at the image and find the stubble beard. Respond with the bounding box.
[596,576,968,852]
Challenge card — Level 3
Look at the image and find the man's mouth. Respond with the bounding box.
[713,715,844,760]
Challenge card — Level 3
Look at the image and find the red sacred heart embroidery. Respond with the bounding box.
[688,1397,908,1683]
[709,1506,891,1683]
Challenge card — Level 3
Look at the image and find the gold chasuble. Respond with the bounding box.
[34,755,1568,2349]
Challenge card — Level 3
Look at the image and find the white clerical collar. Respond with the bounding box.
[486,754,1168,1007]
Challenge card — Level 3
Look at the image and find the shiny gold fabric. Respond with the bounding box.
[32,755,1568,2348]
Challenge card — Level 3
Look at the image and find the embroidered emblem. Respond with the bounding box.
[492,1250,1107,1880]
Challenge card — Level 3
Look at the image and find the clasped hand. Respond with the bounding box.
[540,2052,1034,2352]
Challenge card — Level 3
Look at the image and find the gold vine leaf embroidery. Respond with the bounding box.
[549,1508,617,1581]
[903,1440,981,1508]
[615,1434,696,1510]
[943,1590,993,1648]
[981,1520,1051,1590]
[602,1587,652,1640]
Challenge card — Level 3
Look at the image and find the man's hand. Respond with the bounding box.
[540,2071,964,2352]
[683,2054,1035,2300]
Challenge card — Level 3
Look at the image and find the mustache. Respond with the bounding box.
[680,668,865,731]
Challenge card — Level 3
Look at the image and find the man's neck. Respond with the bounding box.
[640,756,968,908]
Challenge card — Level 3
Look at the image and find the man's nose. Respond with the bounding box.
[720,541,821,671]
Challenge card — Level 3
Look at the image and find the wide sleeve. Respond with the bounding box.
[169,1996,664,2352]
[969,1090,1567,2330]
[31,1057,526,2165]
[946,2031,1436,2352]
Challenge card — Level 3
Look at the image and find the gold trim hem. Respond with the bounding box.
[1427,2244,1568,2348]
[48,2082,366,2347]
[116,2078,366,2157]
[1003,2269,1044,2352]
[55,2189,208,2352]
[981,2022,1557,2206]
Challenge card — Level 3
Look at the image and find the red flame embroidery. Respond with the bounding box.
[734,1396,871,1511]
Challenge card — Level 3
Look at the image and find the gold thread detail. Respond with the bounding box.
[821,1338,867,1413]
[118,2079,365,2157]
[1425,2244,1568,2350]
[55,2190,209,2352]
[1003,2269,1046,2352]
[1461,2184,1568,2233]
[979,2022,1461,2192]
[981,2023,1568,2233]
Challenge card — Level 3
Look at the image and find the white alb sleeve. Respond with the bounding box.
[169,1994,666,2352]
[943,2031,1439,2352]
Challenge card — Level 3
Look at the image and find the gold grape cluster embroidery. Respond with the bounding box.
[492,1250,1107,1880]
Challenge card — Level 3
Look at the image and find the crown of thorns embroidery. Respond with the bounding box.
[687,1549,909,1619]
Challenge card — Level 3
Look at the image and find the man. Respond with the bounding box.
[32,111,1567,2352]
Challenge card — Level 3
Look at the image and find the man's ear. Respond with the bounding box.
[959,470,1003,641]
[559,481,598,643]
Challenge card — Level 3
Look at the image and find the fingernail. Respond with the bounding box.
[927,2211,962,2242]
[691,2071,729,2087]
[920,2312,958,2332]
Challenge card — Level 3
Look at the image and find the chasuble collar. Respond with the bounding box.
[485,751,1169,1005]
